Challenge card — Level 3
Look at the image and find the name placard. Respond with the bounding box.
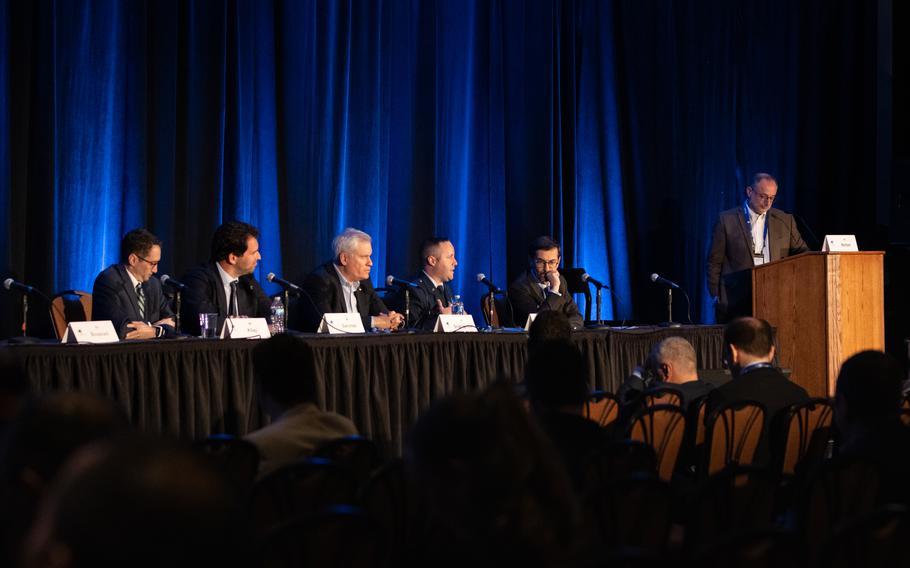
[822,234,859,252]
[433,314,478,333]
[220,317,271,339]
[61,321,120,344]
[524,313,538,330]
[318,313,366,334]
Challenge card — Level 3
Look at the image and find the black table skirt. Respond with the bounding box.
[5,325,724,455]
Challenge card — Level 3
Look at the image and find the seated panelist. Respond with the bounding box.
[384,237,458,330]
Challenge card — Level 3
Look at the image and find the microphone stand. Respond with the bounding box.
[404,288,411,329]
[660,287,681,328]
[173,290,182,334]
[596,287,603,326]
[9,290,42,344]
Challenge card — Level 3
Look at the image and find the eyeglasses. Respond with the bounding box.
[136,255,160,268]
[749,189,776,203]
[533,258,560,268]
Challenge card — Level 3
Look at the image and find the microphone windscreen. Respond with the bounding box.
[267,272,276,282]
[3,278,13,290]
[581,273,590,282]
[476,273,486,282]
[386,275,395,286]
[650,273,659,282]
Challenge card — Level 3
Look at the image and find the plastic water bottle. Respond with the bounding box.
[270,297,286,334]
[452,295,465,315]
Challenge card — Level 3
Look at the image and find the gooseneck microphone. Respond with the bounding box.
[581,273,608,289]
[159,275,187,291]
[386,275,418,288]
[475,273,503,294]
[650,273,680,289]
[267,272,302,291]
[3,278,36,294]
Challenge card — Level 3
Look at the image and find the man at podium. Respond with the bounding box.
[706,173,809,322]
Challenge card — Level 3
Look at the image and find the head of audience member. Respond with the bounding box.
[251,334,317,419]
[120,229,162,283]
[722,317,776,378]
[527,311,572,355]
[420,237,457,283]
[650,336,699,385]
[210,221,261,278]
[23,437,245,568]
[745,172,778,215]
[835,350,904,435]
[524,341,589,416]
[527,236,561,285]
[405,382,581,566]
[332,228,373,283]
[0,393,128,566]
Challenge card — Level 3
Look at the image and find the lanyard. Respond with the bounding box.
[743,201,769,257]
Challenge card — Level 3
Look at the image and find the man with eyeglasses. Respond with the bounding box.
[508,236,584,330]
[92,228,177,339]
[706,172,809,323]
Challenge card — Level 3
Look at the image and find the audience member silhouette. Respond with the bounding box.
[245,333,357,476]
[526,310,573,355]
[406,382,586,567]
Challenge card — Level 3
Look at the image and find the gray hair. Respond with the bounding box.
[750,172,777,187]
[332,227,371,261]
[651,336,697,375]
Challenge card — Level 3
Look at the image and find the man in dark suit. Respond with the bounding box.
[705,317,809,466]
[92,228,176,339]
[706,173,809,322]
[295,228,403,332]
[508,236,584,329]
[180,221,271,336]
[384,237,458,330]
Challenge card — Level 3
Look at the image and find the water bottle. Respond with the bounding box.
[270,297,286,334]
[452,295,465,315]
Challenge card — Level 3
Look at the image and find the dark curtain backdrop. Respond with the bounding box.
[0,0,891,339]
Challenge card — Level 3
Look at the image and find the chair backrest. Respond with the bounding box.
[641,386,683,408]
[585,390,620,428]
[580,440,658,492]
[703,401,765,477]
[628,404,687,482]
[559,267,592,322]
[772,398,834,477]
[50,290,92,339]
[479,294,501,327]
[193,434,261,493]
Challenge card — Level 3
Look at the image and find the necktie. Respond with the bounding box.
[437,285,449,307]
[229,280,239,317]
[135,283,146,320]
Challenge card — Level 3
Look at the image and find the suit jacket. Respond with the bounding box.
[704,366,809,466]
[508,271,584,329]
[295,262,389,332]
[384,271,453,330]
[706,206,808,322]
[92,264,175,339]
[245,402,358,477]
[180,263,271,335]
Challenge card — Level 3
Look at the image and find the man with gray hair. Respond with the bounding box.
[617,336,713,409]
[296,228,404,332]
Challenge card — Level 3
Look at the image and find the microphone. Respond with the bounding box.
[476,273,503,294]
[3,278,35,294]
[581,273,609,289]
[650,273,680,289]
[267,272,302,292]
[386,275,418,288]
[159,275,186,291]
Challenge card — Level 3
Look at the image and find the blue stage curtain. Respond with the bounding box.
[0,0,887,338]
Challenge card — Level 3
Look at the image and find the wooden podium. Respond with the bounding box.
[752,252,885,397]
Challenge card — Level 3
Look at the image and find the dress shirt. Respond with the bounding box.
[215,262,238,313]
[332,264,360,314]
[746,204,770,265]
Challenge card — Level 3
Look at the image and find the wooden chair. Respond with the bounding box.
[702,401,765,478]
[49,290,92,339]
[479,294,503,327]
[771,398,834,479]
[627,404,687,482]
[583,474,674,553]
[585,390,620,428]
[580,440,658,493]
[641,386,683,408]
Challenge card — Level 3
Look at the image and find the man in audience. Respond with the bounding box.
[92,228,176,339]
[508,236,584,330]
[833,350,910,503]
[527,310,573,356]
[296,227,403,332]
[22,437,246,568]
[181,221,271,336]
[705,317,809,465]
[384,237,458,330]
[244,334,357,476]
[628,337,713,410]
[524,340,607,489]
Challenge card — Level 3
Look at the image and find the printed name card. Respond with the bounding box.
[821,234,859,252]
[318,313,366,334]
[524,313,538,331]
[433,314,478,333]
[61,321,120,344]
[220,317,271,339]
